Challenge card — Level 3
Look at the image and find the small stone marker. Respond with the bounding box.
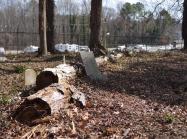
[24,69,37,86]
[80,51,106,80]
[63,55,66,64]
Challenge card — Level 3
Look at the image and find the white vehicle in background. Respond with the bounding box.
[55,43,90,53]
[116,43,183,53]
[79,46,90,52]
[24,45,39,53]
[66,44,79,52]
[54,43,67,52]
[23,43,91,53]
[117,45,126,51]
[55,43,79,52]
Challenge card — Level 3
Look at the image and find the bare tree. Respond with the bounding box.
[39,0,47,55]
[80,0,90,45]
[46,0,55,53]
[182,0,187,50]
[89,0,106,55]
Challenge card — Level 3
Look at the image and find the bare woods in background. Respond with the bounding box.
[0,0,183,50]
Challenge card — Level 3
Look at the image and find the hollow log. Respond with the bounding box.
[13,83,86,126]
[12,84,69,125]
[36,64,76,90]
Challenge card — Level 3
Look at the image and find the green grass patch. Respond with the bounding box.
[163,113,175,124]
[14,65,27,73]
[0,95,12,105]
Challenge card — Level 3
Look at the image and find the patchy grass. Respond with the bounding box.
[0,95,12,105]
[14,65,27,73]
[163,113,175,124]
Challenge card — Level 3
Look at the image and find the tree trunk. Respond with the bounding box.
[39,0,48,56]
[46,0,55,53]
[69,15,77,44]
[63,25,66,44]
[182,0,187,50]
[89,0,106,56]
[82,15,86,45]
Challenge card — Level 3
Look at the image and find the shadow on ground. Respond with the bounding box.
[79,55,187,106]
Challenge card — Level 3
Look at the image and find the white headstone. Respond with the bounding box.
[0,47,5,56]
[24,69,37,86]
[0,47,7,62]
[80,51,106,80]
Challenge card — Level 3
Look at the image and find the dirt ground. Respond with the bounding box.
[0,51,187,138]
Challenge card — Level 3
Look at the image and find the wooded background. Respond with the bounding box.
[0,0,183,50]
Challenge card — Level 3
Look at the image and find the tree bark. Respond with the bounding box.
[46,0,55,53]
[182,0,187,50]
[89,0,106,56]
[82,15,86,45]
[13,83,86,126]
[36,64,76,90]
[69,15,77,44]
[39,0,48,56]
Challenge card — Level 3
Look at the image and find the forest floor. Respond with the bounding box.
[0,51,187,139]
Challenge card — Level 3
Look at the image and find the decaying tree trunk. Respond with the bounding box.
[89,0,106,56]
[182,0,187,50]
[36,64,76,90]
[39,0,48,55]
[12,84,67,125]
[46,0,55,53]
[13,64,86,126]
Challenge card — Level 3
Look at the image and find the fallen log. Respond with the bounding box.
[36,64,76,90]
[13,64,86,126]
[13,83,86,126]
[12,84,68,125]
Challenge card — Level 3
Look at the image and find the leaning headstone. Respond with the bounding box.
[80,51,106,80]
[0,47,7,62]
[24,69,37,86]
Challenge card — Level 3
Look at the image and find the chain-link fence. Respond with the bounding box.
[0,32,39,54]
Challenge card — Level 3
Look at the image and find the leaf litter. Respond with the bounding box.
[0,52,187,138]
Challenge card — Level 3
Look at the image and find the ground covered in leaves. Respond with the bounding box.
[0,51,187,138]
